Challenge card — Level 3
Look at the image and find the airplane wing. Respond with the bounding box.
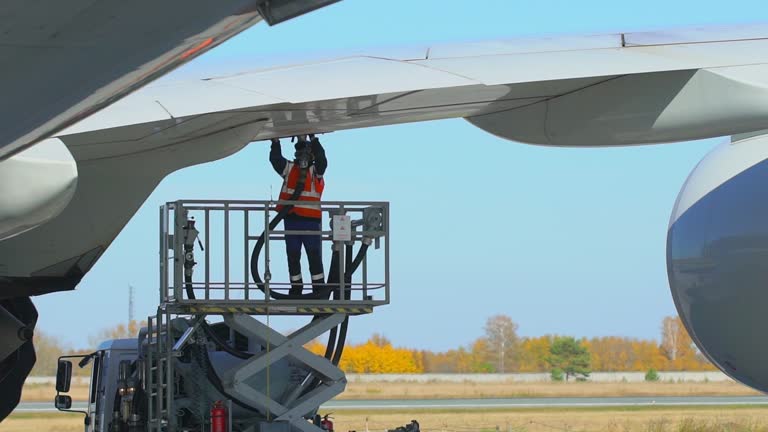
[3,23,768,296]
[0,0,340,160]
[0,0,263,161]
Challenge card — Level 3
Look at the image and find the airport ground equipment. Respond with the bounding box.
[54,200,389,432]
[388,420,420,432]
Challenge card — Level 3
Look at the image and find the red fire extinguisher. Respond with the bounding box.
[321,413,334,432]
[211,400,227,432]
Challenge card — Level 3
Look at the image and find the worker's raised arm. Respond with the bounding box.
[269,138,287,176]
[310,136,327,176]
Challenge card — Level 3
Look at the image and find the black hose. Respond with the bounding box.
[328,245,353,365]
[347,244,369,281]
[302,242,370,404]
[331,243,368,365]
[322,251,342,360]
[331,318,349,366]
[345,244,353,282]
[201,323,252,360]
[183,274,257,412]
[195,344,256,412]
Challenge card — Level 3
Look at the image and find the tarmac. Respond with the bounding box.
[14,395,768,413]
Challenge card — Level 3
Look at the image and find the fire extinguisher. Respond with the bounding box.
[211,400,227,432]
[321,413,334,432]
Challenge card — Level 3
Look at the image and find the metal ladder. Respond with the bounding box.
[146,311,171,431]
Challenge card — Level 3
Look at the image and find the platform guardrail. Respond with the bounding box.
[159,200,389,314]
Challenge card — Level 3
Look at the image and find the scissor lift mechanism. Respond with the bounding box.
[146,200,389,432]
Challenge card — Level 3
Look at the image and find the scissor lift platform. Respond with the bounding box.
[147,200,390,432]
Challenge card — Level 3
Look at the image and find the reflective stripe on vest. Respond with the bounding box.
[276,162,324,218]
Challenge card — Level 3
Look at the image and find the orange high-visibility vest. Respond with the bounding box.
[276,161,324,219]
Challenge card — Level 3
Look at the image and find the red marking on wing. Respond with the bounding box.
[181,37,214,60]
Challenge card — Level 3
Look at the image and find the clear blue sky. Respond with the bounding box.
[34,0,766,351]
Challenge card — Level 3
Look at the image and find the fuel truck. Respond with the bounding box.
[54,199,390,432]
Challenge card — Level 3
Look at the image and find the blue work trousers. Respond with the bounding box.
[284,217,324,294]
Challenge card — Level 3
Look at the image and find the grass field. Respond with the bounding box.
[21,380,759,403]
[340,380,760,400]
[331,406,768,432]
[18,380,763,431]
[8,406,768,432]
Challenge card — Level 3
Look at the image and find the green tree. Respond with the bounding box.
[645,368,660,382]
[550,368,564,381]
[547,336,591,381]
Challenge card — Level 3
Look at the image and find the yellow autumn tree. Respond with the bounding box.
[469,338,495,373]
[630,339,668,371]
[660,316,715,371]
[517,336,553,372]
[586,336,637,371]
[305,340,326,357]
[337,334,422,373]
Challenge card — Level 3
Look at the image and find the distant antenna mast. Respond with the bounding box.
[128,285,135,324]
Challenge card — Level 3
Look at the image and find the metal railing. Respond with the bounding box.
[145,310,171,431]
[159,200,389,313]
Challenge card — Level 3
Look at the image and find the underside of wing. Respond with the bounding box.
[0,0,268,160]
[0,0,343,160]
[5,23,768,291]
[62,22,768,152]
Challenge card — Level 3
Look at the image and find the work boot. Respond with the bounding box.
[311,273,326,295]
[289,274,303,297]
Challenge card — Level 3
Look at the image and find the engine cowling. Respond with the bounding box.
[668,132,768,392]
[0,138,77,241]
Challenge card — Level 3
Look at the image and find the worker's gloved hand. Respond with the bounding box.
[310,135,322,151]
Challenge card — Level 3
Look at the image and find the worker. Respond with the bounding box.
[270,134,327,296]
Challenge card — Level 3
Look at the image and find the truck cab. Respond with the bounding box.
[55,339,139,432]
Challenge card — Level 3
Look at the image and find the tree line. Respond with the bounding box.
[31,315,714,376]
[309,315,715,376]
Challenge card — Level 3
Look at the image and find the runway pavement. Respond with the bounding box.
[13,395,768,413]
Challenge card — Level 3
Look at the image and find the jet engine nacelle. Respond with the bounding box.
[0,138,77,241]
[668,132,768,392]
